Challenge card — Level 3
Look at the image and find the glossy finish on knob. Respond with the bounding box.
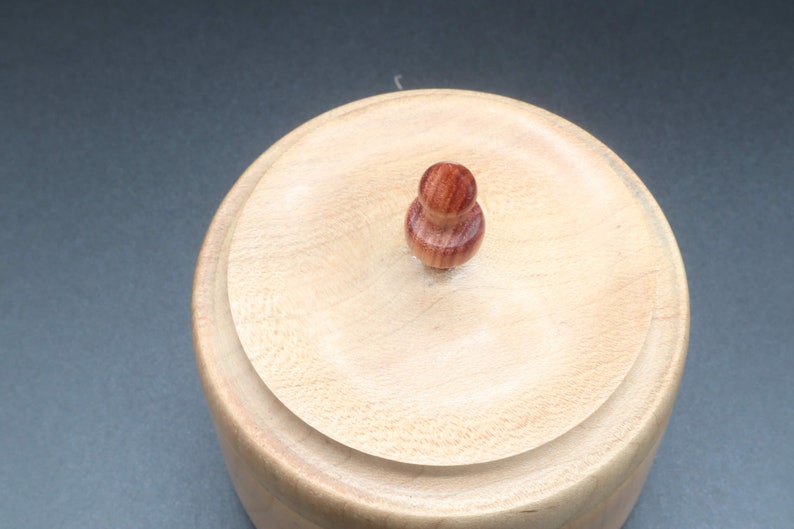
[405,162,485,269]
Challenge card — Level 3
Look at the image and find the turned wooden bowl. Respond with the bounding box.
[192,89,689,529]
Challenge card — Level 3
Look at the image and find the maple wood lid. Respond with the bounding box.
[192,89,689,529]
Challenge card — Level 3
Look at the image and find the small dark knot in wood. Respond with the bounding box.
[405,162,485,269]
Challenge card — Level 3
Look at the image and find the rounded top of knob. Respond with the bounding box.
[418,162,478,221]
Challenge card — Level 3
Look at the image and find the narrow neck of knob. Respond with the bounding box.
[420,202,476,228]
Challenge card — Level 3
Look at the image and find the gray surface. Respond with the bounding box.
[2,1,792,527]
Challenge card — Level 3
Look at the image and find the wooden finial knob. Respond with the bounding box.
[405,162,485,269]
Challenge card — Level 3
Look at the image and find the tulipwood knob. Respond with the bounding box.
[405,162,485,269]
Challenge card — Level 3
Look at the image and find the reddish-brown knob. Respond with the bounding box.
[405,162,485,269]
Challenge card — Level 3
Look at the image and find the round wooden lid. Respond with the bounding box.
[194,89,689,528]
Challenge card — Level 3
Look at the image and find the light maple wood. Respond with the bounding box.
[192,89,689,529]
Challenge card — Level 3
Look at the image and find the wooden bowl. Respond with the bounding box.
[192,89,689,529]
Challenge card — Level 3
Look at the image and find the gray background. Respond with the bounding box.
[2,1,792,527]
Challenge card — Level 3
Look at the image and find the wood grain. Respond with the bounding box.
[192,89,689,528]
[405,161,485,269]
